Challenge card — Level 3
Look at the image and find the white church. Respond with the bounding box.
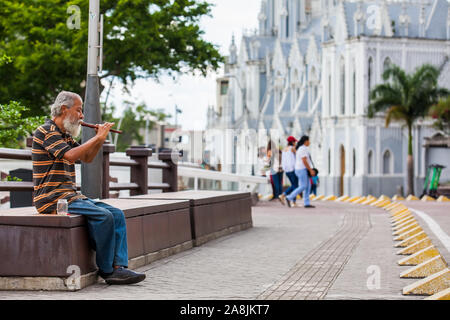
[206,0,450,197]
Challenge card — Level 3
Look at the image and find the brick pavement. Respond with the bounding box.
[0,201,423,300]
[258,209,370,300]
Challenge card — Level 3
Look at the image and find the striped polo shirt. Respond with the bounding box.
[32,119,86,214]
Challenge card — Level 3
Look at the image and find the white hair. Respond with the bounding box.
[50,91,82,118]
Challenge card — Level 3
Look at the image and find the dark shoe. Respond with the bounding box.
[304,205,315,209]
[286,198,292,208]
[101,267,146,285]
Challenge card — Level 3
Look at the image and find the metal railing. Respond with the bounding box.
[0,143,179,199]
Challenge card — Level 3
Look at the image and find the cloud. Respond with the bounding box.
[102,0,261,131]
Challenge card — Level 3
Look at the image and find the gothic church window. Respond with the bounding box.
[353,149,356,176]
[383,150,393,174]
[352,68,356,114]
[368,57,374,104]
[328,149,331,174]
[368,150,373,175]
[340,57,345,115]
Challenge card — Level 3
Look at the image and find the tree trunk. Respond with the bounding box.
[407,125,414,196]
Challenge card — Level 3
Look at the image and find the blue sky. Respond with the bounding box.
[102,0,261,130]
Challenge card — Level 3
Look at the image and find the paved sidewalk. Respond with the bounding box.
[0,201,424,300]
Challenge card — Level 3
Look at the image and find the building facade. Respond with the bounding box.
[207,0,450,197]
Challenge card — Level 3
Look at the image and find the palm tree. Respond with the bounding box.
[368,64,448,196]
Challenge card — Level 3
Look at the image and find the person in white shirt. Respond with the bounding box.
[279,136,298,205]
[284,135,316,208]
[267,140,283,200]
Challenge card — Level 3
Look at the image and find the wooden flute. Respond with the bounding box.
[80,121,123,134]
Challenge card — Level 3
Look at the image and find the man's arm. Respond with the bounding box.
[302,157,315,177]
[64,123,114,163]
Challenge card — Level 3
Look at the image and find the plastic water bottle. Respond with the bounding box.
[57,199,68,215]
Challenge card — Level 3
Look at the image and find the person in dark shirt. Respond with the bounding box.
[32,91,145,285]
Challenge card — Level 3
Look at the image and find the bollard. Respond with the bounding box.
[158,150,180,193]
[126,146,153,196]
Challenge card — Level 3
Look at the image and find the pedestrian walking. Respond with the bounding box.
[283,136,316,208]
[310,168,319,196]
[267,140,283,200]
[279,136,298,206]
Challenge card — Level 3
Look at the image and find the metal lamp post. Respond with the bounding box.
[81,0,104,198]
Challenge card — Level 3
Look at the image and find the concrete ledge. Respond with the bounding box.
[0,271,98,291]
[129,240,194,269]
[0,240,195,291]
[194,222,253,247]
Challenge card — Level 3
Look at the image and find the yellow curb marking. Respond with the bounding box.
[437,196,450,202]
[396,237,433,255]
[392,195,405,201]
[353,197,367,204]
[403,268,450,296]
[391,213,413,223]
[400,256,447,279]
[425,287,450,300]
[346,196,361,203]
[406,195,420,201]
[392,207,409,216]
[395,231,428,248]
[392,217,416,230]
[323,195,337,201]
[394,226,423,241]
[421,195,435,202]
[393,222,419,236]
[336,195,349,202]
[398,245,440,266]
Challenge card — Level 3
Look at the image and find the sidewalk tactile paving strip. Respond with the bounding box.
[257,210,371,300]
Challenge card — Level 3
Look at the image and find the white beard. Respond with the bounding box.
[63,117,81,138]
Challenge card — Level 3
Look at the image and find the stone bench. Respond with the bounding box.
[0,199,192,291]
[125,190,253,246]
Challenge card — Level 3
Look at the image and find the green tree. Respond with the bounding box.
[368,64,448,196]
[0,55,44,148]
[0,0,223,116]
[429,96,450,135]
[102,102,170,152]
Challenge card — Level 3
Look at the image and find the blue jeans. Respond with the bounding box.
[286,169,311,206]
[311,184,317,196]
[283,171,299,197]
[68,198,128,274]
[271,172,283,199]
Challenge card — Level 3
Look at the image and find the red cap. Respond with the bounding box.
[287,136,297,143]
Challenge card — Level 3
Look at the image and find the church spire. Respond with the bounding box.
[398,0,410,37]
[258,0,268,36]
[419,0,426,37]
[229,34,237,65]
